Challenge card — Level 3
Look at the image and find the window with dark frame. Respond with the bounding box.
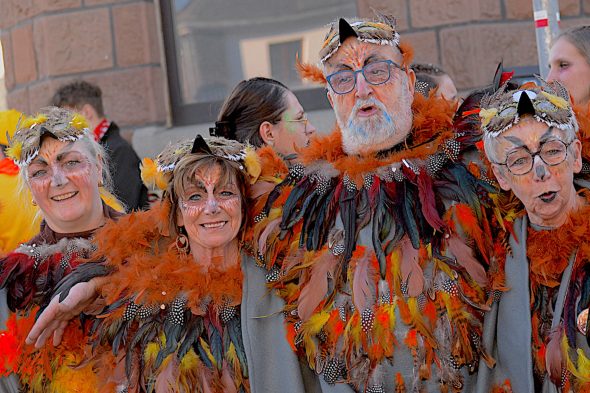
[159,0,357,126]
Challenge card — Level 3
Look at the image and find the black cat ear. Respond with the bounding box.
[338,18,358,43]
[517,91,535,117]
[191,134,213,155]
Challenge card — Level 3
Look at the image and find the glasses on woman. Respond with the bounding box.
[494,139,573,175]
[326,60,403,95]
[284,116,309,131]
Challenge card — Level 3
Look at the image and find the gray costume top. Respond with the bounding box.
[475,216,590,393]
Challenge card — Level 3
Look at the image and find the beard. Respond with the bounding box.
[334,79,413,156]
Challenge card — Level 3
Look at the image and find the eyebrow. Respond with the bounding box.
[539,126,556,143]
[503,136,525,147]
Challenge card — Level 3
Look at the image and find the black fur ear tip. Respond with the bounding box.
[191,134,213,155]
[516,91,535,116]
[338,18,358,44]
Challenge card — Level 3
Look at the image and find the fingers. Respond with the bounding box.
[34,319,60,349]
[52,320,69,347]
[26,295,60,345]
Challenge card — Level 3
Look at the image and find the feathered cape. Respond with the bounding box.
[251,94,508,391]
[72,203,249,393]
[0,205,121,393]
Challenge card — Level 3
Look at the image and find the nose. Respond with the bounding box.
[204,194,220,215]
[50,168,68,187]
[547,67,557,83]
[532,156,551,181]
[354,71,372,99]
[306,120,317,136]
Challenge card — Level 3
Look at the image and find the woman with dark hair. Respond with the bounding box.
[211,77,316,162]
[548,25,590,108]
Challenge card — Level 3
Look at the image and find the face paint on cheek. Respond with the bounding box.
[180,200,206,217]
[28,176,51,198]
[217,196,241,211]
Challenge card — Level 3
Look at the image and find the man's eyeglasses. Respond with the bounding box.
[326,60,403,95]
[493,139,573,175]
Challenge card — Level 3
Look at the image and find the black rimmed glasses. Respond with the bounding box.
[493,139,573,175]
[326,60,403,95]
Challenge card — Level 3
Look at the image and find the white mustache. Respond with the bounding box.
[351,97,387,115]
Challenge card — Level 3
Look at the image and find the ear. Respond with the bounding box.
[406,68,416,97]
[571,139,583,173]
[80,104,97,122]
[259,121,276,146]
[96,153,104,185]
[491,164,512,191]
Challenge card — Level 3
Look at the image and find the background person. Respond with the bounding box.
[51,80,149,211]
[548,25,590,109]
[212,77,317,163]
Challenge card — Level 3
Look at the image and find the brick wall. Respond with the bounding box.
[1,0,166,129]
[358,0,590,91]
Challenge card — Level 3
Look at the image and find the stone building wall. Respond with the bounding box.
[0,0,166,130]
[2,0,590,135]
[358,0,590,90]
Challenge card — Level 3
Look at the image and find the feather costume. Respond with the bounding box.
[55,203,250,393]
[0,205,122,392]
[252,93,507,391]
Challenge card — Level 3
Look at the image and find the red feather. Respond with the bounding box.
[454,204,489,264]
[446,235,487,286]
[400,238,425,297]
[417,172,444,231]
[297,251,338,321]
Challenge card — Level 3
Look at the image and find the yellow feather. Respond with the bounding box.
[69,113,89,130]
[144,341,161,364]
[5,140,22,161]
[302,310,330,336]
[199,337,218,368]
[21,114,47,129]
[0,109,23,145]
[479,108,498,127]
[100,188,125,212]
[541,91,569,109]
[244,146,261,184]
[50,360,98,393]
[140,157,168,190]
[180,348,200,371]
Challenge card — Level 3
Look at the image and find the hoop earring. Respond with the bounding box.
[176,227,190,254]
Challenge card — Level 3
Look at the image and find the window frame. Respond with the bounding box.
[159,1,332,127]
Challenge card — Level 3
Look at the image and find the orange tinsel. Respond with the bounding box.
[299,93,455,187]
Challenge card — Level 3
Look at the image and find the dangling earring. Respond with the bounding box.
[176,227,190,254]
[98,179,104,187]
[31,199,37,206]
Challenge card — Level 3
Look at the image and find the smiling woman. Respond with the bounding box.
[22,135,315,392]
[0,106,124,392]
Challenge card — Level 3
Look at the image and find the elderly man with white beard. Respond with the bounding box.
[251,14,505,392]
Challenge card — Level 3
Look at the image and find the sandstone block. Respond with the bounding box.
[0,0,39,30]
[113,2,160,67]
[441,23,537,90]
[12,24,37,84]
[34,0,82,12]
[86,66,166,126]
[34,8,113,77]
[403,30,438,64]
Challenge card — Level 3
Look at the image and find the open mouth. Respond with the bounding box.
[201,221,226,229]
[358,104,378,117]
[538,191,557,203]
[51,191,78,202]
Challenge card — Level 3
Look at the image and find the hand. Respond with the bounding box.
[26,277,106,348]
